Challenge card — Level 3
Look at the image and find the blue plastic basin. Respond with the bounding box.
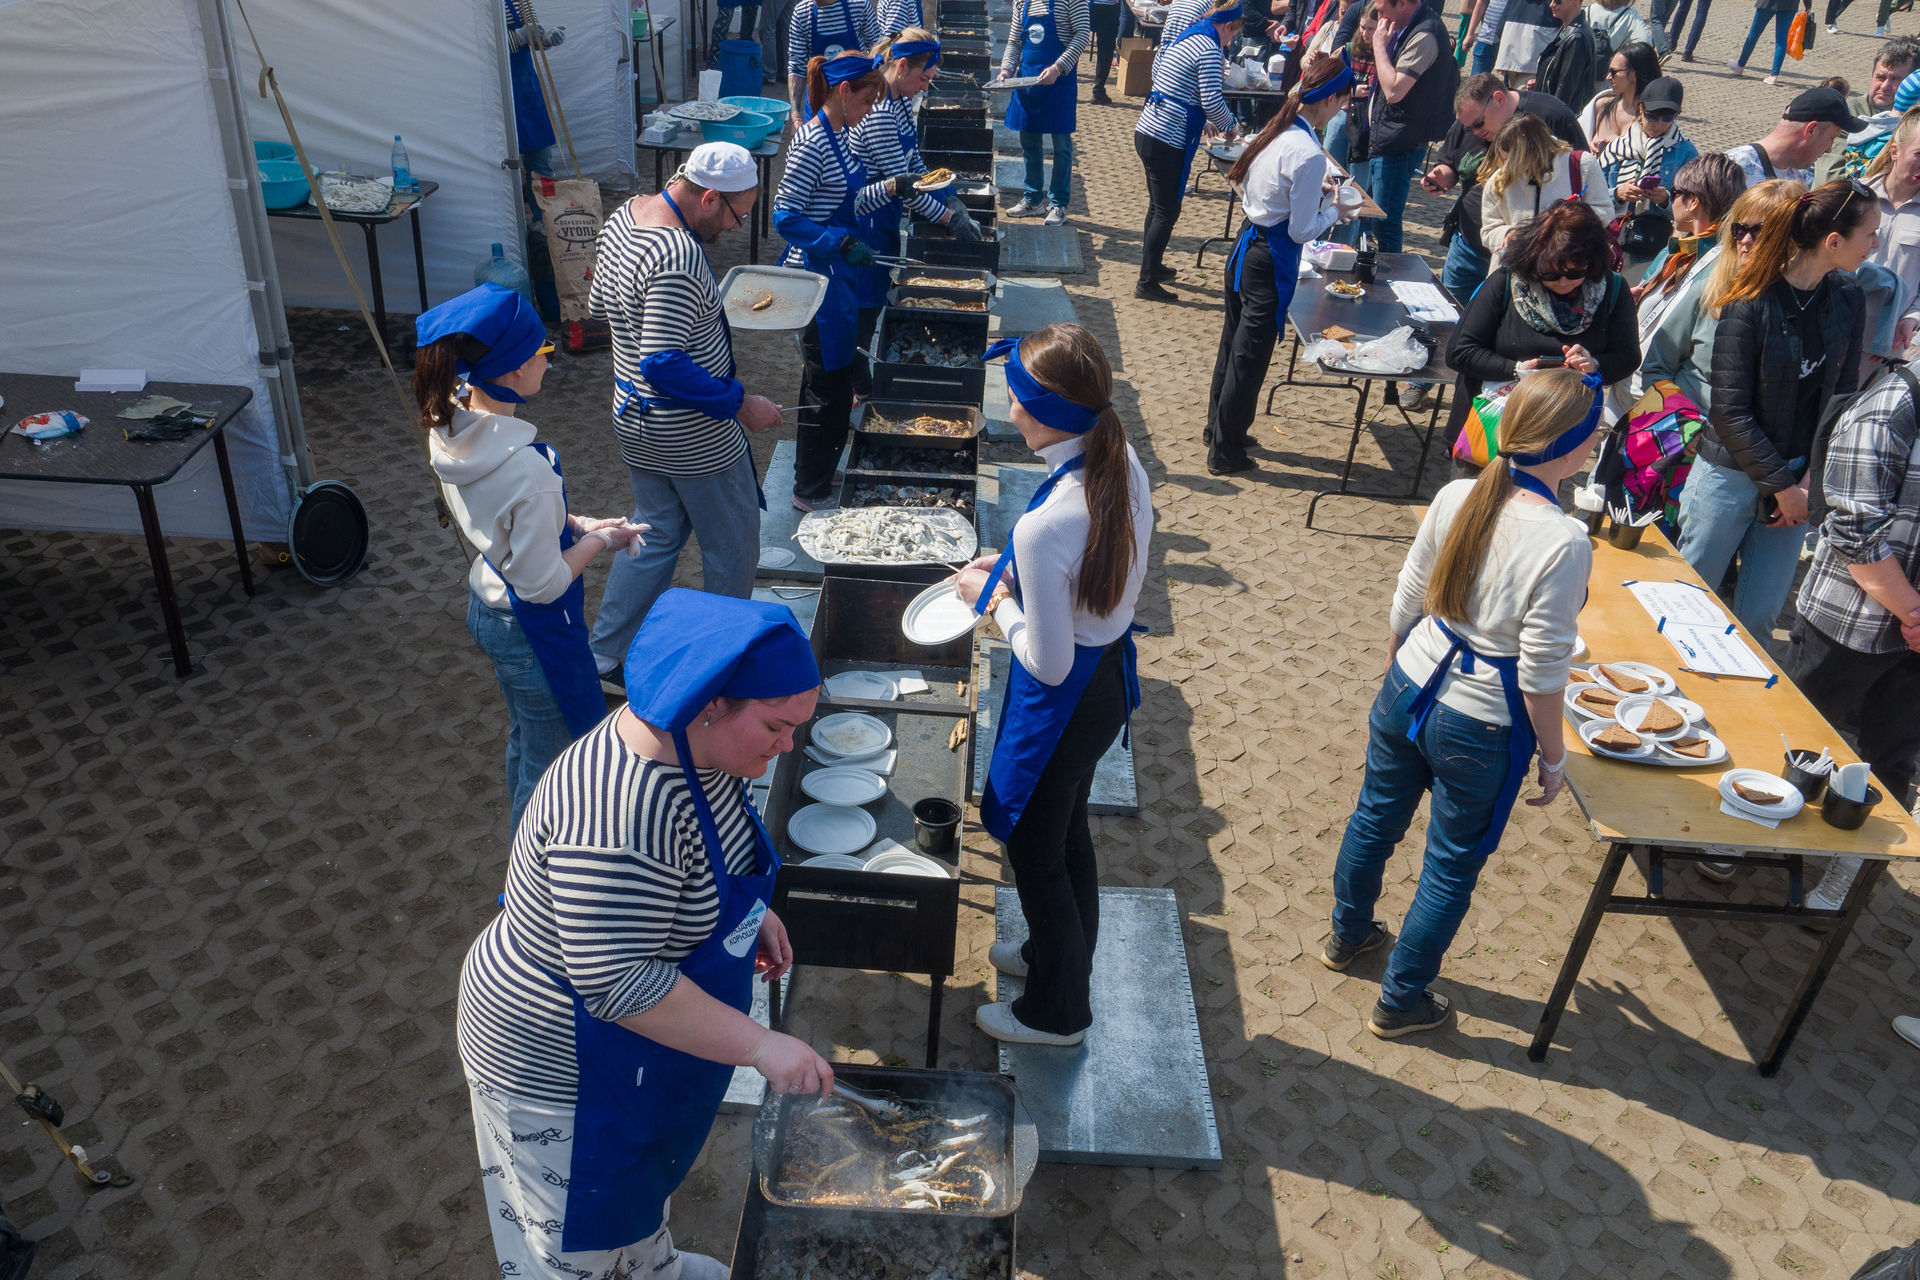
[256,157,310,209]
[720,95,792,126]
[700,109,776,149]
[253,139,296,162]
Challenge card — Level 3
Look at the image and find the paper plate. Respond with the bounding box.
[799,852,870,871]
[902,579,980,646]
[799,766,887,807]
[824,670,897,701]
[811,712,892,758]
[1653,730,1729,767]
[787,804,878,856]
[759,546,797,569]
[1590,660,1677,697]
[1324,281,1366,301]
[863,848,954,878]
[1572,633,1589,661]
[1613,693,1704,741]
[1580,718,1656,760]
[1564,683,1629,722]
[1718,769,1805,821]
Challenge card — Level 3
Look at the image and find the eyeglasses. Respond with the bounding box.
[1644,108,1678,122]
[1536,266,1588,283]
[1730,221,1763,241]
[718,194,754,232]
[1607,65,1630,77]
[1458,109,1487,132]
[1671,186,1702,202]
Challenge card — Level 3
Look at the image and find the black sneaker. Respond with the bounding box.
[1134,281,1178,302]
[1092,86,1113,104]
[1152,264,1178,283]
[1320,921,1390,971]
[1207,454,1256,476]
[1368,991,1451,1039]
[600,668,627,699]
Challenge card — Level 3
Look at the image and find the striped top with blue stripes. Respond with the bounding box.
[1160,0,1214,38]
[456,716,764,1104]
[852,94,950,222]
[877,0,924,35]
[1135,26,1233,149]
[998,0,1090,78]
[776,114,898,265]
[786,0,882,74]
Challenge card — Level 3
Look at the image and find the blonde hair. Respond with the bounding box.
[1485,114,1571,198]
[873,26,937,66]
[1863,105,1920,183]
[1703,179,1807,317]
[1424,371,1597,623]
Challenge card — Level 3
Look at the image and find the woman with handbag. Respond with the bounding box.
[1727,0,1809,85]
[1598,76,1699,270]
[1447,200,1640,469]
[1479,115,1615,254]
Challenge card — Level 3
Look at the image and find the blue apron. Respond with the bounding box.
[550,748,780,1251]
[1223,120,1320,311]
[802,0,861,113]
[1146,24,1225,194]
[971,455,1144,840]
[804,111,888,371]
[854,95,921,309]
[478,442,606,740]
[503,0,557,153]
[1399,617,1537,860]
[1005,1,1076,135]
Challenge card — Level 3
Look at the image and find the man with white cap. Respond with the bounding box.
[588,141,784,694]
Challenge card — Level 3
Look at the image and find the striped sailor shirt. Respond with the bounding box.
[787,0,883,75]
[998,0,1090,78]
[775,113,898,264]
[1135,26,1232,149]
[456,716,766,1104]
[877,0,925,35]
[852,93,951,222]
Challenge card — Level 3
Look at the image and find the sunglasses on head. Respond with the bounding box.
[1536,266,1588,283]
[1672,186,1702,202]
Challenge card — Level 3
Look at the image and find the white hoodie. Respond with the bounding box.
[430,405,572,609]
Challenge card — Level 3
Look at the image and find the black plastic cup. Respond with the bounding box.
[1783,750,1829,804]
[1820,784,1882,831]
[913,797,961,860]
[1607,517,1646,550]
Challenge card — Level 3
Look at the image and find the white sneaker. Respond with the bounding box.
[1004,198,1044,217]
[975,1001,1084,1046]
[1764,74,1779,85]
[1697,845,1742,881]
[988,941,1029,976]
[1826,22,1839,32]
[1877,22,1892,34]
[1805,856,1864,911]
[1895,1016,1920,1050]
[1044,205,1068,226]
[1726,59,1746,75]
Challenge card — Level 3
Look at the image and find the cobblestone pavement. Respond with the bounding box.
[4,7,1919,1278]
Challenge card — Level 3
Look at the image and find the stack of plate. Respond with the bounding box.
[810,712,892,759]
[864,846,954,878]
[1718,769,1805,822]
[800,766,888,807]
[787,803,877,856]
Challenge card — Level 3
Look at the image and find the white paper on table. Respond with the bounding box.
[1720,799,1782,828]
[1388,281,1460,324]
[1662,622,1774,680]
[1627,579,1730,629]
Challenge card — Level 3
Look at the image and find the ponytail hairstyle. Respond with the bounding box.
[873,25,938,68]
[1711,177,1877,309]
[412,333,491,431]
[1862,104,1920,183]
[1227,52,1354,186]
[1484,113,1569,197]
[807,55,886,119]
[1014,324,1141,618]
[1423,369,1598,623]
[1703,178,1804,316]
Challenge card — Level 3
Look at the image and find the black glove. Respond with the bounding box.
[891,173,921,197]
[840,237,878,267]
[949,209,983,243]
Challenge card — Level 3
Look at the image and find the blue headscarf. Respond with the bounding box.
[623,589,819,732]
[985,336,1108,435]
[1300,55,1355,103]
[1505,373,1604,466]
[823,52,879,85]
[889,38,941,69]
[414,282,550,404]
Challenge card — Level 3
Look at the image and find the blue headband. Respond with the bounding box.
[414,282,549,405]
[985,337,1107,434]
[1208,3,1243,22]
[1505,373,1604,465]
[823,52,878,84]
[1301,57,1356,103]
[890,38,941,67]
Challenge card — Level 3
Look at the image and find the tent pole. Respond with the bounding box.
[196,0,314,494]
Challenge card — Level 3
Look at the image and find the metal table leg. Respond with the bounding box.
[1758,858,1886,1075]
[212,430,255,599]
[410,206,429,315]
[1194,189,1239,265]
[925,976,944,1068]
[1528,841,1634,1061]
[362,222,388,349]
[131,483,192,677]
[1303,377,1372,530]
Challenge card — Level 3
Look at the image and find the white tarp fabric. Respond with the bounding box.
[0,0,292,539]
[234,0,526,313]
[540,0,640,184]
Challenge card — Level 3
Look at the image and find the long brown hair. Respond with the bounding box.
[1710,177,1875,310]
[412,333,491,431]
[1702,178,1804,317]
[1424,370,1596,623]
[1017,324,1141,618]
[806,56,885,119]
[1226,53,1354,187]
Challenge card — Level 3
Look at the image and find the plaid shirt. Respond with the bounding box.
[1798,369,1920,654]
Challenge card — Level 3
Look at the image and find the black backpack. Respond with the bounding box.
[1805,362,1918,527]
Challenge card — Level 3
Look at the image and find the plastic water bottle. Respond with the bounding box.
[475,242,535,303]
[391,135,415,192]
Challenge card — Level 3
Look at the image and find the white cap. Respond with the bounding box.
[682,141,758,192]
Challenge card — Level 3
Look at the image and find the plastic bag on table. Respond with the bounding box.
[1347,325,1428,374]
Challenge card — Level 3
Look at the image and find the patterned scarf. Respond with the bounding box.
[1634,223,1717,303]
[1513,273,1609,337]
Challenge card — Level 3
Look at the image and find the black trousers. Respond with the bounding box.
[1204,233,1285,466]
[797,318,861,501]
[1136,132,1188,284]
[1091,2,1122,88]
[1785,617,1920,806]
[1667,0,1713,54]
[1006,639,1131,1034]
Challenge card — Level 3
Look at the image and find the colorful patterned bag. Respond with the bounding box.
[1451,379,1517,468]
[1591,379,1707,527]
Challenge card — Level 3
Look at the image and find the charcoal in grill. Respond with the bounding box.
[752,1216,1012,1280]
[847,483,974,519]
[851,443,971,474]
[881,326,977,368]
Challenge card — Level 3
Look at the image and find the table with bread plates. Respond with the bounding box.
[1266,251,1456,528]
[1534,527,1920,1075]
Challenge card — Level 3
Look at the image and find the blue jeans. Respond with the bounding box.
[588,451,762,675]
[1470,40,1499,74]
[1365,149,1421,254]
[468,591,575,835]
[1021,132,1073,208]
[1441,231,1491,302]
[1332,662,1514,1012]
[1676,456,1806,641]
[1737,6,1793,74]
[1330,137,1370,246]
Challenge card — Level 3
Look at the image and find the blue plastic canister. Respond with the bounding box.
[716,39,764,99]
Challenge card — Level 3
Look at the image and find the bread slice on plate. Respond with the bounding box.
[1638,698,1686,733]
[1597,663,1650,693]
[1575,688,1623,714]
[1593,723,1643,751]
[1567,668,1597,685]
[1731,780,1785,806]
[1667,736,1712,758]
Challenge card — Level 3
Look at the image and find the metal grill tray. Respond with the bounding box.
[720,265,828,331]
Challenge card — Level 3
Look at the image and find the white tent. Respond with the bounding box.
[0,0,305,540]
[541,0,643,184]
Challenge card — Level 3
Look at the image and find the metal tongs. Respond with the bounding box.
[873,254,926,268]
[830,1082,911,1118]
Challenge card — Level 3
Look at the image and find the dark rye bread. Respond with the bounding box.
[1667,736,1712,758]
[1593,723,1644,750]
[1598,663,1650,693]
[1575,687,1624,714]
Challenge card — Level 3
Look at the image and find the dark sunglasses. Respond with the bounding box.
[1671,186,1702,202]
[1731,221,1764,241]
[1536,266,1589,283]
[1644,108,1678,122]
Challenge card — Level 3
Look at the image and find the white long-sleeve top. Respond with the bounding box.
[1389,479,1592,724]
[430,406,572,609]
[989,436,1154,686]
[1479,150,1614,252]
[1239,118,1340,241]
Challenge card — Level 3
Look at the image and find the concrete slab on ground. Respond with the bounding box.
[999,224,1084,273]
[990,277,1078,338]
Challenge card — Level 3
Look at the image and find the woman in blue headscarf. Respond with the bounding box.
[417,283,643,834]
[953,325,1155,1048]
[458,589,835,1280]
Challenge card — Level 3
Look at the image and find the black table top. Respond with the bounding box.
[1288,250,1458,384]
[266,179,440,226]
[0,373,254,486]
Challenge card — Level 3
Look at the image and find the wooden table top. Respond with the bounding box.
[1565,526,1920,860]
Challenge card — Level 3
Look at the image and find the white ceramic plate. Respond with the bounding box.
[823,670,897,701]
[759,546,797,569]
[799,852,870,871]
[1590,660,1677,697]
[1580,718,1657,760]
[1565,683,1631,722]
[1613,693,1704,741]
[1718,769,1805,820]
[1324,281,1366,301]
[1653,730,1729,767]
[799,766,887,807]
[863,848,954,878]
[810,712,892,758]
[903,579,982,646]
[787,803,878,856]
